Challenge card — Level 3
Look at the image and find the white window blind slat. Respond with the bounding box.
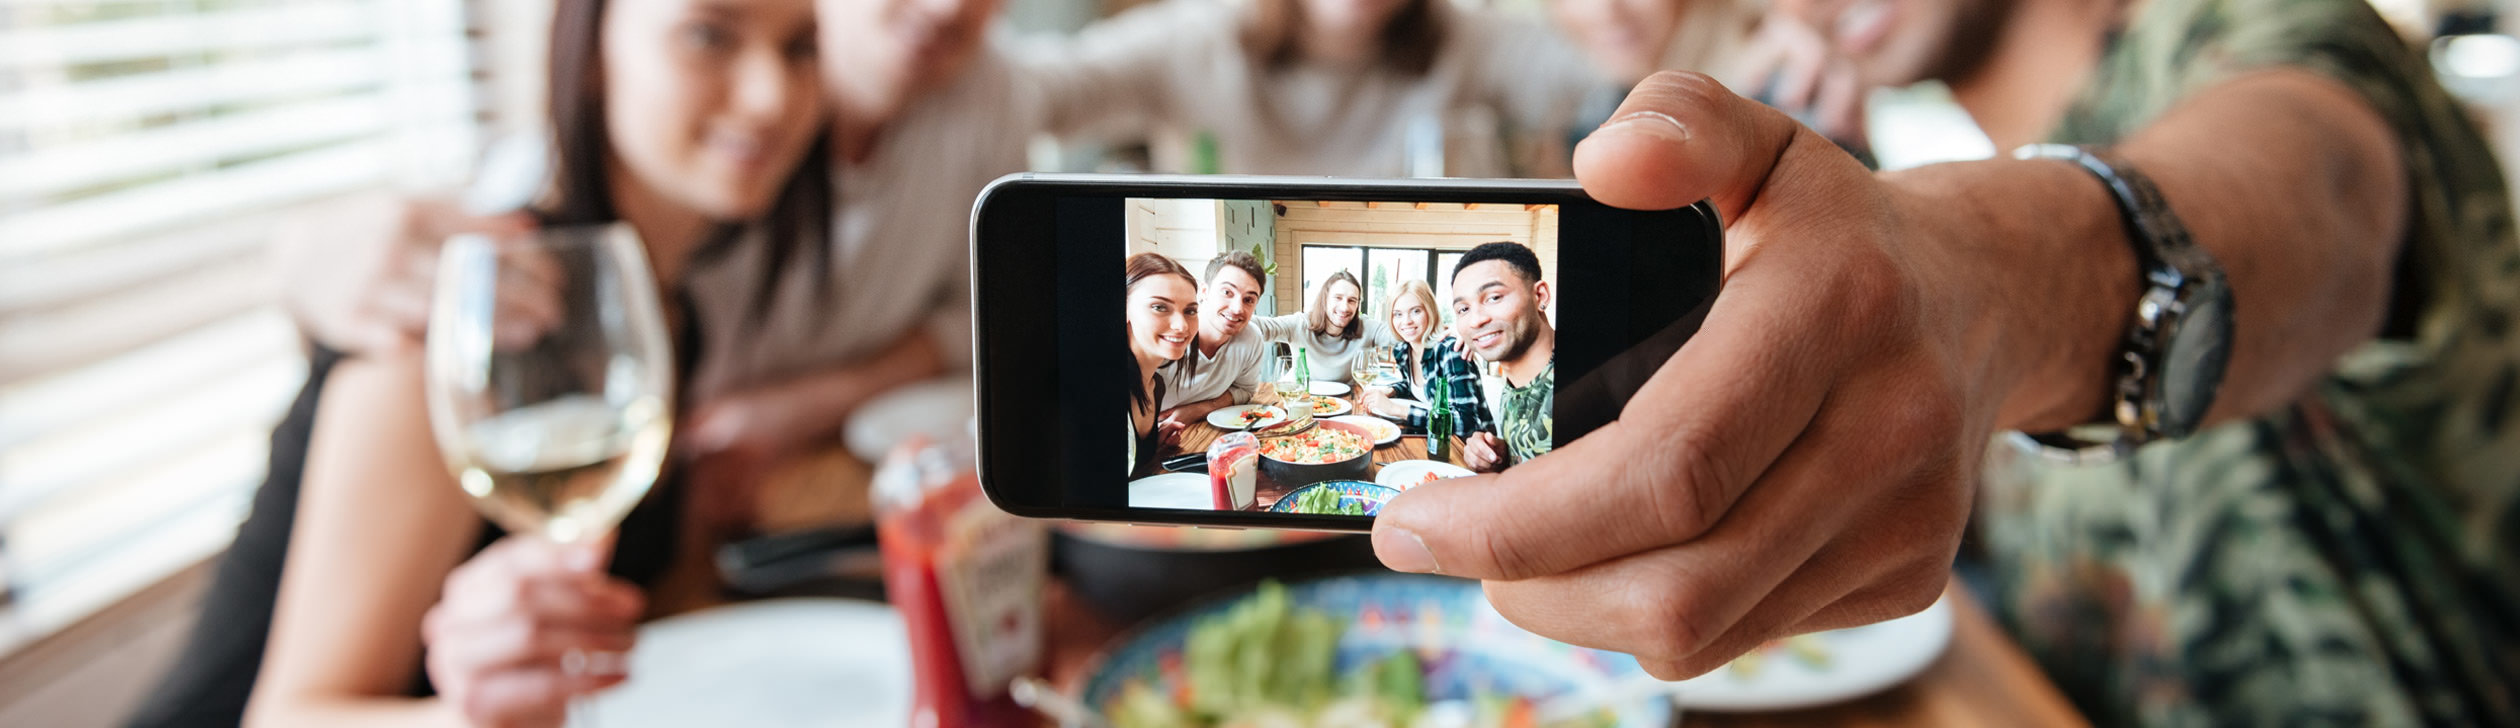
[0,94,393,201]
[0,2,384,70]
[0,139,391,259]
[4,429,273,600]
[0,250,272,383]
[0,351,302,525]
[0,218,262,313]
[0,309,297,452]
[0,47,391,133]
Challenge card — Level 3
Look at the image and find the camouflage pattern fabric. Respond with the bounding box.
[1979,0,2520,724]
[1500,360,1555,467]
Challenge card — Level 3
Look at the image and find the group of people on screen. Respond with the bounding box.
[1124,241,1558,477]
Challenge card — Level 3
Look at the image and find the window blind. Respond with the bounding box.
[0,0,483,648]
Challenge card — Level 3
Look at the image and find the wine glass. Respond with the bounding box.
[424,223,675,721]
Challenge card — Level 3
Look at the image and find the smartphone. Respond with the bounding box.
[971,174,1721,531]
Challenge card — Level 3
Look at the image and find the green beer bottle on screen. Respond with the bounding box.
[1428,373,1455,463]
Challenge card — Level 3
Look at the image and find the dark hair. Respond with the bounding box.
[1308,269,1364,340]
[1451,241,1542,286]
[1241,0,1444,77]
[1124,253,1200,410]
[1205,251,1268,290]
[542,0,832,322]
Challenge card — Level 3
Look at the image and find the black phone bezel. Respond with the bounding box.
[970,174,1721,532]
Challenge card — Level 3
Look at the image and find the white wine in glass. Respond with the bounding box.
[425,223,675,546]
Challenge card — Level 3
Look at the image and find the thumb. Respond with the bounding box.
[1572,71,1805,221]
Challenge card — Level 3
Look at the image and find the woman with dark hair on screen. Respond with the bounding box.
[176,0,835,724]
[1124,253,1200,478]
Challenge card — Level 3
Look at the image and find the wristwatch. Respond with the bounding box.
[2007,144,2235,466]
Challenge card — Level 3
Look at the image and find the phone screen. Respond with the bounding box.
[973,176,1719,530]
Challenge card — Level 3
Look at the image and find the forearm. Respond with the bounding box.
[773,329,949,439]
[1890,70,2405,433]
[245,696,462,728]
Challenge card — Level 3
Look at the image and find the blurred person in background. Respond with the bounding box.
[1368,0,2520,723]
[132,0,851,724]
[1019,0,1607,177]
[1547,0,1763,87]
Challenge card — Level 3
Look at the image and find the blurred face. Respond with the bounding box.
[602,0,824,219]
[1323,279,1362,329]
[1775,0,2006,87]
[1202,266,1264,341]
[1129,274,1198,365]
[1301,0,1411,40]
[821,0,999,105]
[1549,0,1686,84]
[1452,261,1549,363]
[1391,294,1432,344]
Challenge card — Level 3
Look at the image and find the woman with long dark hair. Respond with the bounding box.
[231,0,831,724]
[1124,253,1199,478]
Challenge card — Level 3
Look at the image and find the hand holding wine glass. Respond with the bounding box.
[422,223,675,725]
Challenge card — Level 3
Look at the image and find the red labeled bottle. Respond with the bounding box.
[875,428,1047,728]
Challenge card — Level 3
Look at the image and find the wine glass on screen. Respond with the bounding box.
[423,223,675,718]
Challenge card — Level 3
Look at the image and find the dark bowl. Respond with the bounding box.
[1051,528,1382,624]
[1256,419,1374,489]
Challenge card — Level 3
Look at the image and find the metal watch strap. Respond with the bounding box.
[2008,143,2213,466]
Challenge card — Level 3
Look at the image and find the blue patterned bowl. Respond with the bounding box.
[1266,480,1400,516]
[1076,573,1674,727]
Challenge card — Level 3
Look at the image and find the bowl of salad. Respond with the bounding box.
[1077,575,1674,728]
[1257,420,1375,489]
[1267,480,1398,516]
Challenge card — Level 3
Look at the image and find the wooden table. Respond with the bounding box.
[1045,578,2088,727]
[1161,409,1467,510]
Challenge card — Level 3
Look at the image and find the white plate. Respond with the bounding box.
[1309,380,1351,396]
[1368,397,1425,421]
[841,377,974,462]
[1128,471,1213,510]
[1376,459,1474,490]
[1206,404,1287,430]
[1670,594,1955,711]
[581,599,908,727]
[1329,415,1401,446]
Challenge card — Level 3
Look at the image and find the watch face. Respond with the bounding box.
[2160,290,2233,435]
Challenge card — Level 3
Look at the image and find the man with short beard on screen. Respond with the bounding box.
[1449,242,1552,473]
[1158,252,1275,437]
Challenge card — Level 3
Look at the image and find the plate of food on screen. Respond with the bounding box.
[1327,415,1401,446]
[1303,394,1353,417]
[1267,480,1399,516]
[1376,460,1474,490]
[1206,404,1288,431]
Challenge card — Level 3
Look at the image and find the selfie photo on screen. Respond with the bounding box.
[1119,198,1558,515]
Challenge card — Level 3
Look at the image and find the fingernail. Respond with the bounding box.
[1376,527,1441,574]
[1600,111,1692,144]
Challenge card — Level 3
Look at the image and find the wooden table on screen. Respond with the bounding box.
[1161,415,1468,509]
